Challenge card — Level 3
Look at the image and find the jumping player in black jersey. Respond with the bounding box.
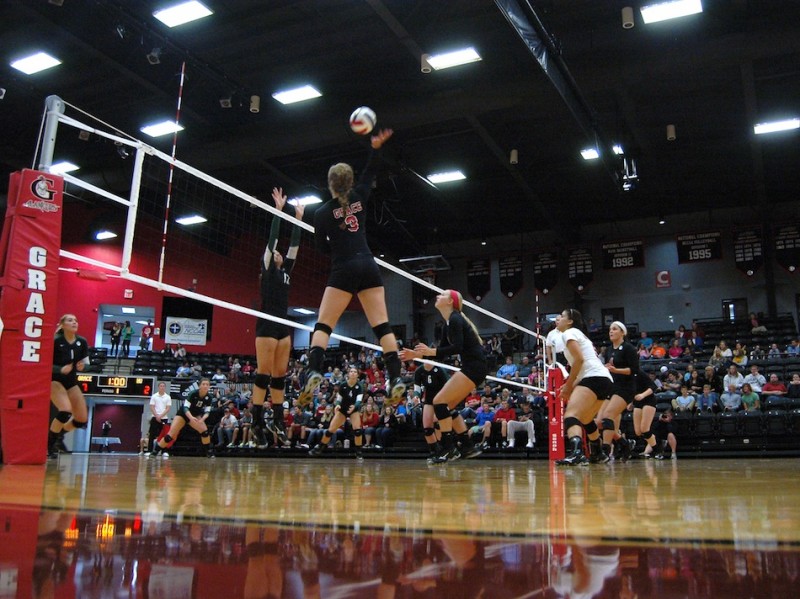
[309,366,365,459]
[632,367,658,457]
[151,378,215,458]
[298,128,406,408]
[251,187,304,448]
[597,321,639,461]
[400,290,487,463]
[413,360,449,461]
[48,314,90,457]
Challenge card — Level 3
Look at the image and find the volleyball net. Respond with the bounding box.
[38,96,546,392]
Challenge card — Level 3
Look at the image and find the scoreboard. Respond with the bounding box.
[76,374,155,397]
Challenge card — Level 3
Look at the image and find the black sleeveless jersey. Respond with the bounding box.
[181,389,212,417]
[414,365,449,400]
[609,341,639,385]
[52,333,89,374]
[435,312,485,365]
[260,261,291,317]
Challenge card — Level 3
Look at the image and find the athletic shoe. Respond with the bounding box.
[385,377,407,407]
[525,441,535,449]
[653,453,666,460]
[227,442,236,448]
[161,452,169,460]
[297,371,323,407]
[555,451,590,466]
[355,450,363,460]
[461,444,483,459]
[430,446,460,464]
[54,434,70,454]
[308,444,325,457]
[207,448,216,459]
[670,454,677,460]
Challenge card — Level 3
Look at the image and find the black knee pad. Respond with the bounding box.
[434,403,451,420]
[55,410,72,424]
[164,434,173,443]
[601,418,615,432]
[254,373,270,390]
[433,421,441,431]
[372,321,393,340]
[353,429,363,439]
[642,431,653,440]
[563,416,581,431]
[200,430,210,438]
[583,420,598,435]
[72,420,87,429]
[269,376,285,390]
[313,322,332,336]
[449,409,461,419]
[423,427,436,437]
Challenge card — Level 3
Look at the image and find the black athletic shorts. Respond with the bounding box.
[612,381,636,404]
[52,371,78,390]
[577,376,614,400]
[256,317,290,340]
[338,395,358,416]
[327,255,383,294]
[460,360,489,389]
[634,393,657,408]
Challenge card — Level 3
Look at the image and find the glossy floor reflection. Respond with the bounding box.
[1,455,799,598]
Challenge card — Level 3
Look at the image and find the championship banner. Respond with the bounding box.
[602,239,644,270]
[676,231,722,263]
[498,255,523,298]
[532,251,558,294]
[567,246,593,292]
[466,259,491,302]
[0,170,64,464]
[164,317,208,346]
[774,224,800,273]
[733,227,763,276]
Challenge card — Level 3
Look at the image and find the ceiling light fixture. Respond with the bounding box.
[10,51,61,75]
[640,0,703,24]
[427,170,466,184]
[288,195,323,206]
[219,95,232,108]
[146,47,162,65]
[426,47,482,70]
[658,216,666,225]
[95,230,118,241]
[753,118,800,135]
[667,124,677,140]
[175,215,207,225]
[272,85,322,105]
[581,148,600,160]
[153,1,213,28]
[621,6,635,28]
[612,144,624,155]
[481,239,487,246]
[122,307,136,314]
[249,95,260,113]
[140,120,184,137]
[49,161,79,174]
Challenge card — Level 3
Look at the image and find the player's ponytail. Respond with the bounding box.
[328,163,354,209]
[447,290,482,346]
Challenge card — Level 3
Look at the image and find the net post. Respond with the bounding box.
[121,146,145,274]
[38,95,65,171]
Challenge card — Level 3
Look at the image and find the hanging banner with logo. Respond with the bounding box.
[676,231,722,263]
[466,259,491,302]
[774,224,800,273]
[733,227,763,276]
[532,251,558,295]
[0,170,64,464]
[165,317,208,346]
[567,247,593,292]
[601,239,644,269]
[498,255,523,298]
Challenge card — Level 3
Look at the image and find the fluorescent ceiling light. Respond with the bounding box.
[288,195,323,206]
[153,1,213,27]
[293,308,315,315]
[427,47,482,70]
[95,230,118,241]
[140,120,184,137]
[122,307,136,314]
[640,0,703,24]
[612,144,624,155]
[10,51,61,75]
[753,118,800,135]
[272,85,322,105]
[176,214,207,225]
[135,320,150,325]
[50,161,79,174]
[581,148,600,160]
[427,170,466,184]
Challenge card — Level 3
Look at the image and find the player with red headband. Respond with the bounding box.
[400,289,487,463]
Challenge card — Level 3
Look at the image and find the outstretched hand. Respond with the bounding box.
[272,187,287,211]
[371,128,393,149]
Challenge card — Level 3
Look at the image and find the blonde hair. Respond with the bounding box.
[446,290,482,346]
[328,163,354,207]
[55,313,76,336]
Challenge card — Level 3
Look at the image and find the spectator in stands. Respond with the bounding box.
[740,383,761,412]
[217,408,238,447]
[732,342,748,367]
[190,361,203,378]
[120,321,133,358]
[768,343,783,359]
[650,343,667,360]
[488,335,503,361]
[673,325,688,348]
[502,322,521,354]
[708,346,726,371]
[472,399,496,448]
[639,331,654,350]
[109,322,122,358]
[660,370,682,400]
[211,368,227,386]
[637,343,651,360]
[668,339,683,359]
[506,399,535,449]
[516,355,533,383]
[718,340,733,362]
[672,385,696,413]
[750,345,766,360]
[496,356,518,380]
[750,312,768,334]
[147,382,172,454]
[229,358,242,382]
[787,339,800,357]
[140,321,154,351]
[787,373,800,398]
[307,404,336,448]
[361,403,380,447]
[761,373,787,398]
[287,406,311,448]
[696,384,718,413]
[702,365,723,393]
[723,364,745,392]
[686,366,703,393]
[375,405,399,448]
[239,407,254,447]
[493,398,517,448]
[241,360,254,380]
[587,318,600,333]
[172,343,186,360]
[480,383,497,405]
[743,364,766,393]
[719,383,743,412]
[176,361,192,378]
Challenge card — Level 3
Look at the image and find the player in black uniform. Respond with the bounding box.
[252,187,304,447]
[597,321,639,461]
[414,361,449,461]
[401,290,487,463]
[309,366,365,458]
[632,367,659,457]
[298,128,406,408]
[48,314,90,457]
[151,378,214,458]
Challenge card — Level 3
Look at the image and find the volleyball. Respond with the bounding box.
[349,106,376,135]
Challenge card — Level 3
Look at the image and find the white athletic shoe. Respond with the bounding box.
[161,452,170,459]
[526,441,535,449]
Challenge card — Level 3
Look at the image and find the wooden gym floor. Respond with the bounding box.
[1,454,799,597]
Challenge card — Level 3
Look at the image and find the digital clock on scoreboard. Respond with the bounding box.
[77,374,155,397]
